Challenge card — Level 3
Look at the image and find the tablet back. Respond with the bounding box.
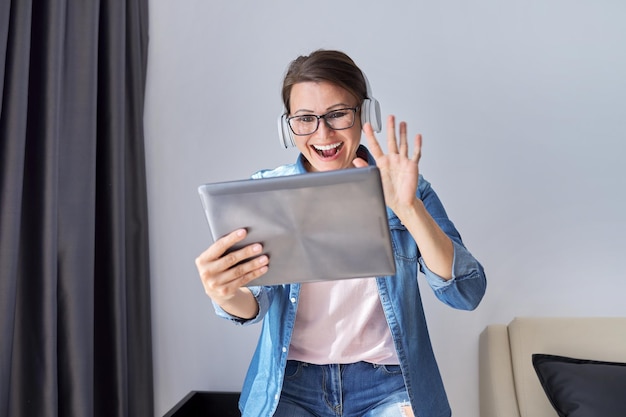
[198,166,395,286]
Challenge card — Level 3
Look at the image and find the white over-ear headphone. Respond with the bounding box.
[277,71,382,148]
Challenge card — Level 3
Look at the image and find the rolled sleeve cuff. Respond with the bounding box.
[212,286,267,325]
[420,240,476,290]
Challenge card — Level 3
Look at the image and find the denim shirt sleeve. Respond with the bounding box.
[417,175,486,311]
[212,285,272,325]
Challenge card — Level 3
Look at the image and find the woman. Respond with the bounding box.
[195,49,486,417]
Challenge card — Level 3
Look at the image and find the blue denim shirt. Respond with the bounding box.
[213,146,487,417]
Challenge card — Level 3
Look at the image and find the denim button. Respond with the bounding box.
[290,297,296,303]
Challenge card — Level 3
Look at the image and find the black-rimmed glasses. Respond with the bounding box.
[287,107,359,136]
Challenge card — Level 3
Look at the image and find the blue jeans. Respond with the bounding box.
[273,361,413,417]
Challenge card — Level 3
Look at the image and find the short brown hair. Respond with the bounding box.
[281,49,367,114]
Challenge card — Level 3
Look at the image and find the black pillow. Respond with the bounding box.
[532,353,626,417]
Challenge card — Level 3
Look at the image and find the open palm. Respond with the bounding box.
[354,116,422,214]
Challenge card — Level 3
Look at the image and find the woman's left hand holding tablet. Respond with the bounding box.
[195,228,267,319]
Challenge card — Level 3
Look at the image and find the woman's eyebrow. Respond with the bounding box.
[292,103,353,115]
[292,108,315,115]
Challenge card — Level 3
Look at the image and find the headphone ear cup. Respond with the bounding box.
[361,98,382,133]
[277,114,295,148]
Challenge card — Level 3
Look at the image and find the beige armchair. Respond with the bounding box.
[479,317,626,417]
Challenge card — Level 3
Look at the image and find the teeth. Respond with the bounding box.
[313,142,341,151]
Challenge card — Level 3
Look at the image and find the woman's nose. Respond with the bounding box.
[314,118,334,138]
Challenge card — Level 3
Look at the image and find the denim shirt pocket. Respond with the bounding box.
[387,214,418,262]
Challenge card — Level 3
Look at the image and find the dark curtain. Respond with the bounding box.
[0,1,154,416]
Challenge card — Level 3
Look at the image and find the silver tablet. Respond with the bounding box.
[197,166,395,286]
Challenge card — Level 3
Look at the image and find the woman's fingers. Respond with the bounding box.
[195,229,269,299]
[365,115,413,159]
[386,115,399,154]
[398,121,408,157]
[412,133,423,163]
[362,122,384,159]
[203,250,268,296]
[197,228,247,263]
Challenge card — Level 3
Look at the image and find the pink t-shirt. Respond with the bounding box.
[287,278,399,365]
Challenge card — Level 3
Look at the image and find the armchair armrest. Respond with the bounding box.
[479,324,520,417]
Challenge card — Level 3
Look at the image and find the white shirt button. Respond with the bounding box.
[282,347,287,353]
[290,297,296,303]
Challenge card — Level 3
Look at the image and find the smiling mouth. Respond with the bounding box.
[312,142,343,158]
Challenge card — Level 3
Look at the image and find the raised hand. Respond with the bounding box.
[354,115,422,216]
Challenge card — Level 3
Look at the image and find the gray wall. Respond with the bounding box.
[144,1,626,415]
